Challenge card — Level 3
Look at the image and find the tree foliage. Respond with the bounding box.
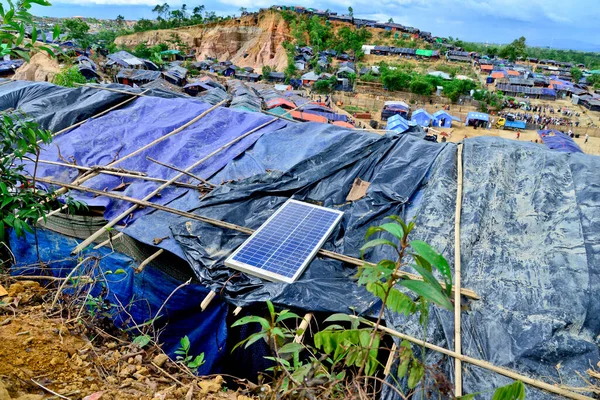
[53,66,87,87]
[570,67,583,83]
[64,18,91,49]
[498,36,527,62]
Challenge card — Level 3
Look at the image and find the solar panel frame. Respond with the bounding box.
[225,199,344,283]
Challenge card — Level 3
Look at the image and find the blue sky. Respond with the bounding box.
[30,0,600,51]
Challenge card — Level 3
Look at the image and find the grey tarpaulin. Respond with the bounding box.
[172,132,598,398]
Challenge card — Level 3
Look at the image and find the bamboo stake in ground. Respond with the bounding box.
[454,143,464,396]
[32,176,480,300]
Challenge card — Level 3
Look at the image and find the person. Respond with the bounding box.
[516,131,521,139]
[585,133,589,144]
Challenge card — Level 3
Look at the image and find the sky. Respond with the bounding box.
[29,0,600,51]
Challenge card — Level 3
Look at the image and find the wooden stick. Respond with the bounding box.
[51,89,150,139]
[35,159,203,190]
[232,306,242,316]
[262,110,298,123]
[358,318,593,400]
[71,111,273,254]
[135,249,164,273]
[293,313,313,344]
[32,176,481,300]
[93,232,124,250]
[454,143,464,396]
[30,379,71,400]
[200,291,216,311]
[383,343,397,377]
[146,156,215,188]
[151,362,184,386]
[73,83,149,97]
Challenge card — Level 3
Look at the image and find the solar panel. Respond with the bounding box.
[225,200,344,283]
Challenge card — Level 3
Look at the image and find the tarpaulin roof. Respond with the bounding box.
[490,71,506,79]
[466,111,489,122]
[107,50,145,68]
[265,97,296,109]
[480,65,493,71]
[183,81,213,91]
[116,69,161,82]
[538,130,583,153]
[384,100,410,111]
[289,110,328,123]
[433,110,461,121]
[416,49,433,57]
[541,88,557,96]
[332,121,354,128]
[302,108,349,122]
[410,108,434,127]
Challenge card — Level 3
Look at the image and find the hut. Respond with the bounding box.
[266,72,285,83]
[116,69,161,86]
[162,65,188,86]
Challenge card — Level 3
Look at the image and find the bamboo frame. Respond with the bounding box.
[71,111,275,254]
[383,342,397,377]
[200,291,216,311]
[146,156,215,188]
[93,232,124,250]
[359,318,593,400]
[31,176,480,300]
[135,249,164,273]
[293,313,313,344]
[454,143,464,396]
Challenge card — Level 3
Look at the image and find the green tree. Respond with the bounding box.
[133,42,151,58]
[381,69,412,91]
[388,17,394,23]
[239,7,247,14]
[348,6,353,17]
[64,18,91,49]
[262,65,272,79]
[116,15,125,25]
[499,36,527,62]
[133,19,154,32]
[410,77,434,95]
[486,46,498,58]
[570,67,583,83]
[0,0,60,61]
[53,66,87,87]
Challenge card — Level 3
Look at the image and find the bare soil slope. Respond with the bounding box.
[115,11,291,71]
[13,53,61,82]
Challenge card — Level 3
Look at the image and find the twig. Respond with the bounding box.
[51,256,95,309]
[147,156,216,188]
[151,362,184,386]
[30,379,71,400]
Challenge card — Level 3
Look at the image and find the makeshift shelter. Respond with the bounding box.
[162,65,188,86]
[4,80,600,400]
[266,72,285,83]
[183,81,214,96]
[410,108,434,127]
[288,110,328,123]
[537,130,583,153]
[116,69,161,86]
[106,51,145,69]
[465,111,489,127]
[432,110,459,127]
[0,59,24,77]
[265,97,296,110]
[381,101,410,121]
[301,71,320,86]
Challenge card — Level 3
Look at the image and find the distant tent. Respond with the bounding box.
[386,113,415,133]
[465,112,489,126]
[410,108,434,127]
[432,110,460,128]
[538,130,583,153]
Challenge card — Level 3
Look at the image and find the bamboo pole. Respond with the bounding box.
[358,318,592,400]
[293,313,313,344]
[52,99,228,199]
[262,110,298,123]
[70,112,276,254]
[383,343,397,377]
[454,143,464,396]
[35,159,204,190]
[93,232,124,250]
[146,156,215,188]
[73,83,149,97]
[200,291,216,311]
[232,306,242,316]
[135,249,164,273]
[32,176,480,300]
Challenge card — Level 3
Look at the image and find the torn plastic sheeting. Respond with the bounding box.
[170,130,448,313]
[9,228,228,375]
[25,96,287,224]
[0,80,129,132]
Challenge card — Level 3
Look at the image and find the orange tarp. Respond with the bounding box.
[289,111,328,123]
[332,121,355,128]
[266,98,296,110]
[480,65,493,71]
[507,70,520,76]
[491,72,505,79]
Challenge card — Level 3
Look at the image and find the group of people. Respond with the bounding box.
[495,110,579,128]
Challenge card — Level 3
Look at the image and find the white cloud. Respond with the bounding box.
[53,0,176,5]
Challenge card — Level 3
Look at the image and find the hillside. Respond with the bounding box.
[114,11,291,71]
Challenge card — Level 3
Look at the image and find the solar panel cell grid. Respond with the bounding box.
[226,200,343,283]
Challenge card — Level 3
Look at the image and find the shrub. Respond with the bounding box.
[53,67,87,88]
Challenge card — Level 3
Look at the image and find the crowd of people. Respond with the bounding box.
[496,110,580,128]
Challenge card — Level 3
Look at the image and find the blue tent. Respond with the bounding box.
[465,111,489,125]
[538,130,583,153]
[432,110,460,128]
[386,113,415,133]
[410,108,434,127]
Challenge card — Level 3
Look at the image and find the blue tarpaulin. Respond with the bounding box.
[541,88,557,97]
[432,110,459,128]
[410,108,434,127]
[465,111,489,124]
[538,130,583,153]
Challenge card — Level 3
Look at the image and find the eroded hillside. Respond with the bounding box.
[114,11,291,71]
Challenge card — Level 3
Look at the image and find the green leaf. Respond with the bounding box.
[357,259,395,286]
[31,25,37,43]
[457,395,476,400]
[397,356,410,378]
[278,342,303,354]
[188,353,205,368]
[324,313,359,329]
[180,335,190,351]
[16,23,24,46]
[360,238,397,257]
[231,315,270,330]
[366,283,416,316]
[386,215,410,235]
[407,360,424,389]
[399,280,453,311]
[491,381,526,400]
[12,49,30,62]
[114,269,126,275]
[244,332,267,349]
[53,24,60,40]
[410,240,453,295]
[266,300,275,319]
[378,223,405,240]
[275,310,301,323]
[133,335,151,348]
[410,263,443,295]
